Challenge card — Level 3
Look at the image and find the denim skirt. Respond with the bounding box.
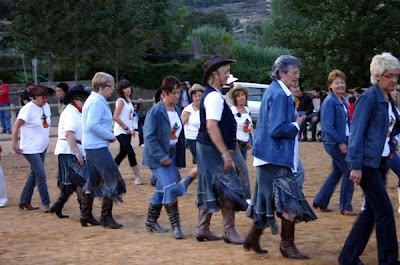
[57,154,88,194]
[84,147,126,202]
[247,164,317,233]
[150,150,186,205]
[196,142,248,213]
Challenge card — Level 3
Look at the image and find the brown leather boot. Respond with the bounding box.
[196,207,222,241]
[221,200,243,245]
[243,223,268,253]
[280,218,308,259]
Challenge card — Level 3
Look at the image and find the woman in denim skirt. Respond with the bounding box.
[82,72,126,229]
[196,55,248,245]
[313,70,355,216]
[338,53,400,265]
[143,76,188,239]
[243,55,317,259]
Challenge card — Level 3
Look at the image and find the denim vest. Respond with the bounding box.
[252,80,299,169]
[142,101,186,169]
[321,93,350,145]
[197,85,237,150]
[347,84,400,170]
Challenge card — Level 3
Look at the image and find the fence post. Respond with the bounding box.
[10,103,16,125]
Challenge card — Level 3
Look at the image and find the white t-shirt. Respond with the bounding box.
[204,89,224,121]
[54,104,85,156]
[342,103,350,137]
[183,103,200,140]
[114,98,135,136]
[382,102,396,157]
[17,102,51,154]
[231,106,252,142]
[168,111,182,146]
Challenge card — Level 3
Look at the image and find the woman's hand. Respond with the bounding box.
[75,153,85,166]
[13,143,22,154]
[338,143,348,154]
[296,113,306,126]
[161,157,171,166]
[349,169,362,185]
[222,152,233,171]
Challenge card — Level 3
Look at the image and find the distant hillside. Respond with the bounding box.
[192,0,271,28]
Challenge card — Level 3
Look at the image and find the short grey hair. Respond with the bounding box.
[370,52,400,85]
[271,55,301,80]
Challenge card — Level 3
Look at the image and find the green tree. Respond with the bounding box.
[188,25,234,57]
[274,0,400,89]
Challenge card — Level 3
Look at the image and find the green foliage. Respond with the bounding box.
[182,9,231,33]
[232,43,290,83]
[273,0,400,89]
[189,25,234,57]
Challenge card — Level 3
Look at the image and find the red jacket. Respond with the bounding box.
[0,84,10,105]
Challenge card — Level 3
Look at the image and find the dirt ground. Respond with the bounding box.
[0,135,399,265]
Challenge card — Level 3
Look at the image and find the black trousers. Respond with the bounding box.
[115,134,137,167]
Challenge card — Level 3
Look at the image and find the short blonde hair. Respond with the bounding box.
[370,52,400,85]
[207,64,230,85]
[92,72,114,92]
[327,69,346,92]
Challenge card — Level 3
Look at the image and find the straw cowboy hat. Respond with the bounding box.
[63,84,90,105]
[202,55,236,85]
[227,84,249,104]
[188,84,205,98]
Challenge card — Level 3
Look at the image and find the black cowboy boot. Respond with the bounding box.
[146,203,169,233]
[49,191,71,218]
[80,193,100,227]
[100,197,123,229]
[243,223,268,253]
[165,201,184,239]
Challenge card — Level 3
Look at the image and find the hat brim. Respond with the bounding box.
[203,59,236,85]
[227,85,249,103]
[63,90,90,105]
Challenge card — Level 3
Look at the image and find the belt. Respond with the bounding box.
[169,146,176,153]
[237,140,248,147]
[60,139,82,145]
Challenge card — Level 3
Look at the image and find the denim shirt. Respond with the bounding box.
[347,84,400,170]
[321,93,350,145]
[82,92,115,149]
[252,80,299,169]
[142,101,186,169]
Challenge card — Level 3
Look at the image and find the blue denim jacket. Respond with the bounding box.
[321,93,349,145]
[252,80,298,169]
[347,84,400,170]
[142,101,186,169]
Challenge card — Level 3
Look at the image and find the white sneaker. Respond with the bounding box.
[134,177,142,185]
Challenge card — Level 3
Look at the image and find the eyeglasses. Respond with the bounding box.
[382,74,399,80]
[105,84,114,89]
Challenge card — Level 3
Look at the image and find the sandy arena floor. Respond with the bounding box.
[0,136,399,265]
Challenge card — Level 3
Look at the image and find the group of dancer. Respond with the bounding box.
[10,51,400,264]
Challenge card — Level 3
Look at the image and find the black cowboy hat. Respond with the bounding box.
[202,55,236,85]
[63,84,90,105]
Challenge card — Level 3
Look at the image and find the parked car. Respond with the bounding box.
[233,82,269,123]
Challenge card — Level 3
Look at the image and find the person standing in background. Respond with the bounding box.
[56,83,69,114]
[0,78,11,134]
[178,79,192,111]
[20,82,34,106]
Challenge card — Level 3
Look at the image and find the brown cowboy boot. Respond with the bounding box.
[280,218,308,259]
[196,207,222,241]
[243,223,268,253]
[221,200,243,245]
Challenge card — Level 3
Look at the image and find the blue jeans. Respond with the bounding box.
[387,152,400,187]
[314,144,354,211]
[0,104,11,133]
[186,139,197,164]
[20,151,50,206]
[294,158,305,191]
[338,161,398,265]
[231,146,251,199]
